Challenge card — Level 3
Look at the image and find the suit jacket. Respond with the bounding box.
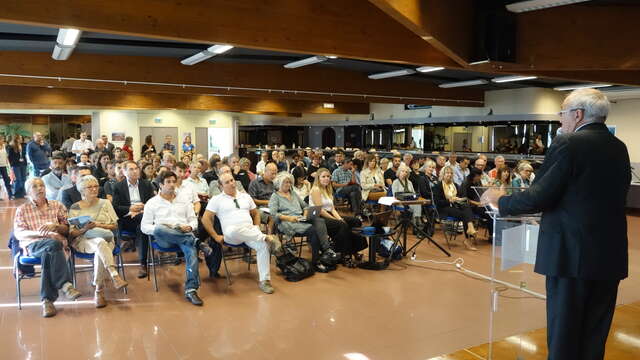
[112,179,155,219]
[59,186,82,210]
[498,123,630,280]
[432,181,461,211]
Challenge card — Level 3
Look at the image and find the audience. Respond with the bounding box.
[435,155,446,177]
[384,154,401,186]
[209,165,246,197]
[122,137,134,161]
[460,167,493,241]
[27,132,52,177]
[42,155,71,200]
[331,158,363,218]
[512,162,534,188]
[360,154,386,202]
[256,151,270,177]
[71,132,94,161]
[202,172,282,294]
[291,166,311,201]
[269,172,336,273]
[0,135,12,200]
[59,166,92,209]
[310,168,367,268]
[185,161,209,199]
[391,164,422,224]
[494,166,513,188]
[182,135,195,158]
[474,158,492,186]
[112,161,156,278]
[162,135,176,156]
[141,135,157,158]
[7,134,27,199]
[104,162,124,202]
[68,175,128,308]
[141,171,206,306]
[488,155,506,179]
[453,157,470,186]
[13,177,81,317]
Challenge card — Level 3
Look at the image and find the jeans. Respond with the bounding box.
[26,239,73,302]
[337,184,362,215]
[11,165,27,198]
[152,226,200,292]
[0,166,12,198]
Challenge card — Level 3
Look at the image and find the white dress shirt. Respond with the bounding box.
[176,182,199,207]
[206,191,256,235]
[127,180,141,203]
[71,139,95,153]
[184,176,209,195]
[141,194,198,235]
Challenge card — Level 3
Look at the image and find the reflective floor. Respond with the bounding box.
[1,200,639,360]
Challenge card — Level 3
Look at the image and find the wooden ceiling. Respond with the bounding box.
[0,0,637,114]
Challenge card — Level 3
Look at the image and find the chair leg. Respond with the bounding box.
[151,247,159,292]
[222,255,232,286]
[118,253,128,295]
[15,269,22,310]
[69,255,77,289]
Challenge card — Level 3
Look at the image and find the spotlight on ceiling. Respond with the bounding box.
[506,0,591,13]
[284,56,329,69]
[181,44,234,65]
[492,75,538,83]
[368,69,416,80]
[438,79,488,88]
[51,28,82,61]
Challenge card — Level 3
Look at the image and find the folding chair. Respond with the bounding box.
[13,250,41,310]
[220,242,257,286]
[147,235,182,292]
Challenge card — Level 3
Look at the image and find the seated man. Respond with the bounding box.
[208,165,245,197]
[58,166,92,209]
[42,155,71,200]
[202,173,282,294]
[331,158,363,218]
[13,177,81,317]
[112,161,155,278]
[248,162,277,228]
[141,171,205,306]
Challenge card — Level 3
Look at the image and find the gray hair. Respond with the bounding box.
[25,177,44,198]
[76,175,99,196]
[273,172,294,191]
[563,88,610,123]
[517,162,534,173]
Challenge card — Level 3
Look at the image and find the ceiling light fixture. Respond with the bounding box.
[416,66,445,73]
[284,56,329,69]
[51,28,82,61]
[492,75,538,83]
[439,79,488,88]
[327,56,338,59]
[181,44,234,65]
[323,103,335,109]
[553,83,612,91]
[368,69,416,80]
[469,59,490,65]
[506,0,591,13]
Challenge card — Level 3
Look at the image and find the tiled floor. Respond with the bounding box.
[1,199,639,360]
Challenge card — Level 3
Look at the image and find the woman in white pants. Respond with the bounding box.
[68,175,128,308]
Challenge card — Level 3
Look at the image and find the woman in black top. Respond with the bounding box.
[432,166,478,250]
[7,134,27,198]
[408,159,426,196]
[94,153,111,184]
[141,135,156,158]
[461,167,493,241]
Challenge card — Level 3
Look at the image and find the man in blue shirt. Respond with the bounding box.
[331,158,363,218]
[26,132,51,177]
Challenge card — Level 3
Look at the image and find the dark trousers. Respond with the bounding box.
[545,276,620,360]
[324,216,367,256]
[12,165,27,198]
[337,185,362,215]
[439,205,474,234]
[0,166,12,198]
[26,239,73,302]
[119,214,148,266]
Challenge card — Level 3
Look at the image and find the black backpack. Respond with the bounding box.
[276,251,315,282]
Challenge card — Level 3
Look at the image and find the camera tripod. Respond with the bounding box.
[393,206,451,257]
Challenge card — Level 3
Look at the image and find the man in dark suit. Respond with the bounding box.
[112,161,156,278]
[483,89,630,360]
[59,166,92,209]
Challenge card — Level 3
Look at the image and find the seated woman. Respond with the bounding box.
[461,167,493,241]
[512,162,533,188]
[309,168,367,267]
[269,172,337,272]
[291,166,311,202]
[68,175,128,308]
[433,166,478,251]
[360,154,386,203]
[419,159,439,199]
[391,164,423,225]
[495,166,514,195]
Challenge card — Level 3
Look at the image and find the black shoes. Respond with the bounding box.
[315,263,330,273]
[185,291,203,306]
[198,241,213,257]
[137,266,148,279]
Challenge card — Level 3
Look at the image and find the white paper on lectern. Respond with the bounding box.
[378,197,397,206]
[500,223,539,271]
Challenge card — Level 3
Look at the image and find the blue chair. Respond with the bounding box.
[13,250,42,310]
[147,235,182,292]
[69,238,127,294]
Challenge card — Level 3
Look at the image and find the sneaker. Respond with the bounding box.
[137,265,148,279]
[315,263,330,273]
[42,300,57,318]
[324,248,338,260]
[185,291,204,306]
[258,280,274,294]
[94,290,107,308]
[62,285,81,301]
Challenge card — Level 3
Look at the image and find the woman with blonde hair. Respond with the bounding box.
[310,168,367,267]
[360,154,386,202]
[68,175,128,308]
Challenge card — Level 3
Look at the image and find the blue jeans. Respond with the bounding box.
[26,239,73,302]
[152,226,200,292]
[12,165,27,198]
[0,167,12,198]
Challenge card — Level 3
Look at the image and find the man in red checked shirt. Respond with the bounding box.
[13,177,81,318]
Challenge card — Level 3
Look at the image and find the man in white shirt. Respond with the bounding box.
[71,132,94,160]
[453,156,471,186]
[141,170,206,306]
[42,155,71,200]
[201,172,282,294]
[60,134,76,154]
[255,151,269,177]
[184,161,209,199]
[174,162,200,215]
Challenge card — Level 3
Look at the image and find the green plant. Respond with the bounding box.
[0,124,31,139]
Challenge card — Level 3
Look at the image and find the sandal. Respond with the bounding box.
[342,256,357,268]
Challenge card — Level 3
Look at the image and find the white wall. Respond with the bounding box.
[606,98,640,162]
[485,87,564,115]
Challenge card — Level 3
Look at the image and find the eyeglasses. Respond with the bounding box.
[557,108,584,116]
[233,199,240,209]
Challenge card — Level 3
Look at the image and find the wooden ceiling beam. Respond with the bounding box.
[0,51,484,107]
[368,0,475,66]
[0,0,458,68]
[0,85,370,114]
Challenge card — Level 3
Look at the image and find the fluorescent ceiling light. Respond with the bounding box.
[416,66,444,73]
[284,56,329,69]
[469,59,490,65]
[553,83,612,91]
[368,69,416,80]
[323,103,335,109]
[52,44,74,60]
[506,0,591,13]
[492,75,538,83]
[181,44,234,65]
[57,28,81,46]
[207,44,233,54]
[327,55,338,59]
[439,79,488,88]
